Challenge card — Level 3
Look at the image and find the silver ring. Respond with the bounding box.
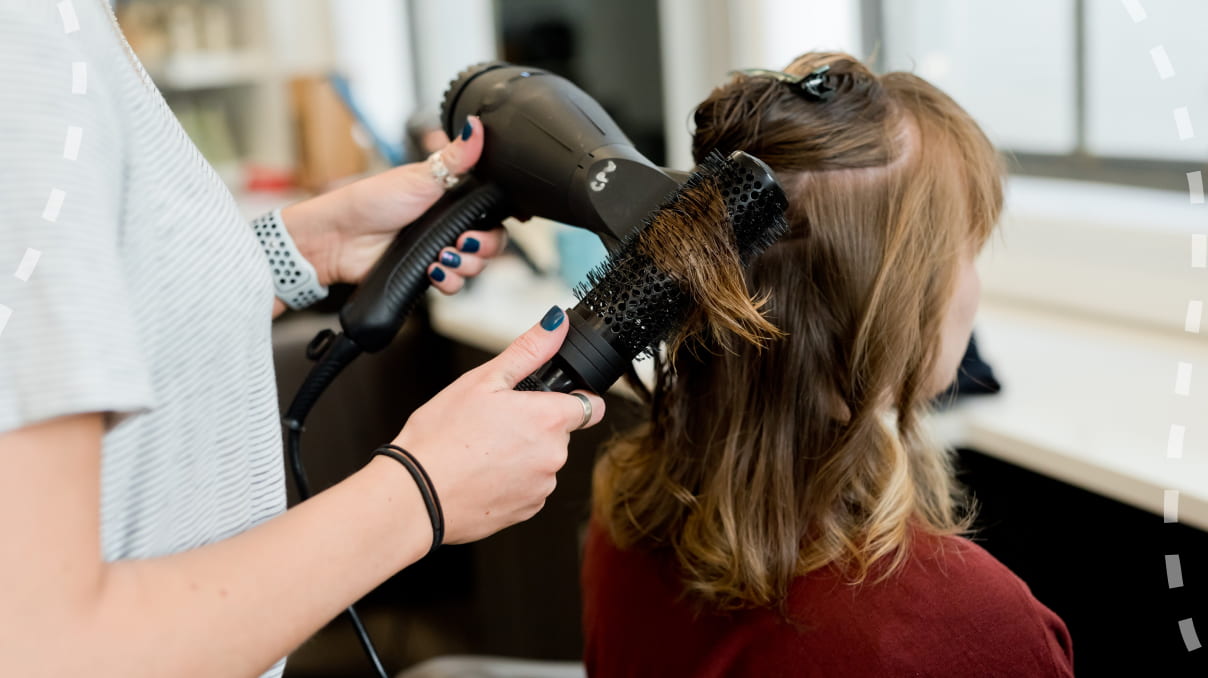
[427,149,460,190]
[571,392,593,430]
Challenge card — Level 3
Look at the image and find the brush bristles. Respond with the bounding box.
[574,151,789,360]
[575,247,687,360]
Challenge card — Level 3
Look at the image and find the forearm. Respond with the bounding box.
[15,457,428,678]
[280,190,347,290]
[3,304,595,677]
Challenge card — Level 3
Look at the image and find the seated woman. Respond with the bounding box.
[581,52,1074,677]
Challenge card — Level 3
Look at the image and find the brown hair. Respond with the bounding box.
[592,52,1004,610]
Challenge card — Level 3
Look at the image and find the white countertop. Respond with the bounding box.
[938,300,1208,530]
[430,258,1208,531]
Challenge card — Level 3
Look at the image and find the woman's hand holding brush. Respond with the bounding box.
[385,306,606,545]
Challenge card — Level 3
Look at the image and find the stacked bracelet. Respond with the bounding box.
[373,444,445,556]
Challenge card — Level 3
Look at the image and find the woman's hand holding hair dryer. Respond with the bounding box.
[279,115,506,298]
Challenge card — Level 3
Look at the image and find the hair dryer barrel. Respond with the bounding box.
[441,62,681,247]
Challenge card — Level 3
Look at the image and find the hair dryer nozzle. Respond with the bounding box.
[441,62,680,247]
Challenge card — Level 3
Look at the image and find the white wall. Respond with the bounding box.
[328,0,414,150]
[657,0,862,170]
[321,0,499,155]
[409,0,498,115]
[728,0,862,71]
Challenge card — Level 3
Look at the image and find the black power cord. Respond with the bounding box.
[279,181,508,677]
[286,424,391,678]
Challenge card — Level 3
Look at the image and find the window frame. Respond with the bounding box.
[862,0,1207,192]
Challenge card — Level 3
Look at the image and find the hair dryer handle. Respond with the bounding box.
[339,179,509,353]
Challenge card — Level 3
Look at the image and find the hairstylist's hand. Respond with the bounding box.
[280,115,508,295]
[392,307,606,544]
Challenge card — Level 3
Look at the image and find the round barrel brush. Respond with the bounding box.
[517,150,790,394]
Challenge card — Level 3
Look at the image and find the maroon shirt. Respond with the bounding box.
[582,521,1073,677]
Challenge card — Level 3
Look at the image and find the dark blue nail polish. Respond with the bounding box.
[540,306,564,331]
[461,120,473,141]
[440,251,461,268]
[460,237,481,253]
[430,266,446,282]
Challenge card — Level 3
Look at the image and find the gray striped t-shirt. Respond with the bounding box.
[1,2,286,674]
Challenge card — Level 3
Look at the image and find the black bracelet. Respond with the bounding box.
[373,444,445,556]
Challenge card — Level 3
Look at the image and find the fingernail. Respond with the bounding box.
[430,266,446,282]
[540,306,565,331]
[461,120,473,141]
[440,251,461,268]
[460,237,481,253]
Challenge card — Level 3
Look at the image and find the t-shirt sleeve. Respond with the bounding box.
[0,6,155,435]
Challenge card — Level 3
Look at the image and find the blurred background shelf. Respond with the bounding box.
[144,50,272,91]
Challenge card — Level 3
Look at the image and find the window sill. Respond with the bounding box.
[979,175,1206,338]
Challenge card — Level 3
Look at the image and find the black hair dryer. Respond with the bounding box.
[286,62,682,427]
[440,62,681,246]
[337,62,681,355]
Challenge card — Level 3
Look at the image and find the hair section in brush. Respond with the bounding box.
[575,150,790,359]
[635,151,788,354]
[517,150,791,396]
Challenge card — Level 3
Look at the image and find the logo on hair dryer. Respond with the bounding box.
[590,161,618,192]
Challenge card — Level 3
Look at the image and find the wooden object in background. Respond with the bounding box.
[290,76,368,193]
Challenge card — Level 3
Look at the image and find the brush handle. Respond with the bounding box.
[515,307,633,393]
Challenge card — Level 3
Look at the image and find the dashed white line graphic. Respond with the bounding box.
[1166,554,1184,588]
[1183,300,1202,333]
[1179,619,1202,652]
[13,249,41,283]
[41,188,66,223]
[71,61,87,94]
[1173,106,1195,140]
[1164,490,1179,523]
[1166,424,1185,459]
[1173,361,1192,396]
[1187,171,1204,204]
[1121,0,1148,23]
[1150,46,1175,79]
[57,1,79,34]
[1191,235,1206,268]
[63,126,82,161]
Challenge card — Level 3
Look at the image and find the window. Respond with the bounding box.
[1084,1,1208,163]
[871,0,1208,190]
[880,0,1077,155]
